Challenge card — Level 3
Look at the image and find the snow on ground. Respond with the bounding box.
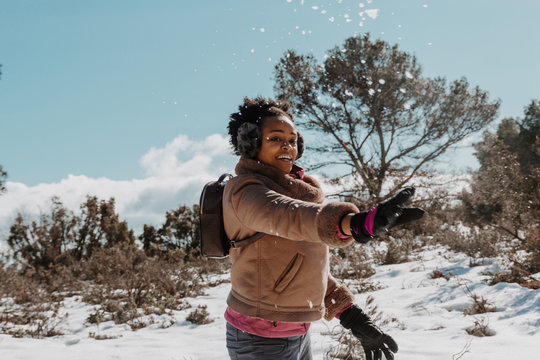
[1,245,538,359]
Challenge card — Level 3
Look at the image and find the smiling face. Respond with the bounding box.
[257,115,298,173]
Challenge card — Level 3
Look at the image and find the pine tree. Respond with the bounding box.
[462,100,539,243]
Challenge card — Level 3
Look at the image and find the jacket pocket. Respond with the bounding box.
[273,252,304,294]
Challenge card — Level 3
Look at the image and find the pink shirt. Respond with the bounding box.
[224,307,311,338]
[224,302,354,338]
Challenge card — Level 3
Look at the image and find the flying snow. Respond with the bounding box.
[365,9,379,19]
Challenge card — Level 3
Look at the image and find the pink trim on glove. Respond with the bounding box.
[336,224,351,239]
[365,206,378,236]
[335,302,355,319]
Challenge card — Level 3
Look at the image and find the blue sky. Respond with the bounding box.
[0,0,539,231]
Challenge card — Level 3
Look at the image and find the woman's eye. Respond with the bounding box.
[270,137,281,142]
[289,139,297,145]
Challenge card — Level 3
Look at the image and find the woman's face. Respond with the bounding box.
[257,115,298,173]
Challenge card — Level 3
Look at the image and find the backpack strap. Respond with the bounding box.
[220,173,264,249]
[217,173,233,184]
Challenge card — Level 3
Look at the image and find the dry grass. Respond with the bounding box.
[0,243,227,337]
[433,228,499,265]
[489,263,540,290]
[0,300,66,338]
[463,294,497,316]
[185,305,212,325]
[465,318,495,337]
[330,248,375,280]
[430,269,452,281]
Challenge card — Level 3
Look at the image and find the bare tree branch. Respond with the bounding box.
[274,34,499,201]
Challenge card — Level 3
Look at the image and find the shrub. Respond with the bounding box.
[403,181,461,237]
[7,198,78,271]
[79,245,207,330]
[2,239,212,335]
[434,228,498,266]
[0,300,66,338]
[0,195,225,336]
[6,196,135,272]
[524,227,540,274]
[463,294,497,316]
[489,263,540,290]
[140,204,201,258]
[459,102,539,285]
[0,263,52,305]
[430,269,451,281]
[330,247,375,280]
[465,318,495,337]
[381,234,415,265]
[324,328,365,360]
[75,196,135,260]
[185,305,212,325]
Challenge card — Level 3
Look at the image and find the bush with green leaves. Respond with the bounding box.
[139,204,201,258]
[7,196,134,272]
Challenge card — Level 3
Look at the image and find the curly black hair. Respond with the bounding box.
[228,97,304,159]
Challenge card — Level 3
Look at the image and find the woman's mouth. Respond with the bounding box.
[276,155,292,163]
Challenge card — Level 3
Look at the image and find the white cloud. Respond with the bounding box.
[0,134,236,236]
[140,134,232,178]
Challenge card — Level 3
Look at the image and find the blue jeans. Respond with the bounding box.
[226,322,313,360]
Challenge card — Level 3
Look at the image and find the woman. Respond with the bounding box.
[223,97,423,360]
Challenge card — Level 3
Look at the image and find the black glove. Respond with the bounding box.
[350,187,425,243]
[340,305,398,360]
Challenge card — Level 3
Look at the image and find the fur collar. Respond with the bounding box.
[235,157,325,204]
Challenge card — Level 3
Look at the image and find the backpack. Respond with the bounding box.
[199,173,263,258]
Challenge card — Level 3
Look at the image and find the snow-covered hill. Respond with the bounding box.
[1,244,538,360]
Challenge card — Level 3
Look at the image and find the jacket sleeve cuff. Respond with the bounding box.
[324,284,355,321]
[316,202,359,247]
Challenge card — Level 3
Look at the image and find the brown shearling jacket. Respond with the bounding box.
[223,157,359,323]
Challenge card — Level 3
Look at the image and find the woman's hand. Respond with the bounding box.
[348,188,425,243]
[340,305,398,360]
